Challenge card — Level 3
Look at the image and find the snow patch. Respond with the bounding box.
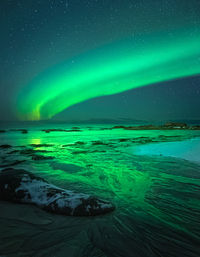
[15,175,91,212]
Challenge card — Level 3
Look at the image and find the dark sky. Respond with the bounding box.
[0,0,200,121]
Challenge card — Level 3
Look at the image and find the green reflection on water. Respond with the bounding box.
[1,127,200,252]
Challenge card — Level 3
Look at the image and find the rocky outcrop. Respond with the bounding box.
[0,144,12,149]
[42,129,81,133]
[30,144,54,147]
[163,122,188,129]
[0,160,26,168]
[111,123,200,130]
[31,155,54,160]
[10,129,28,134]
[0,168,114,216]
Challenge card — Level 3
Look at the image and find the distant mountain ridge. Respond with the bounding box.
[0,118,200,126]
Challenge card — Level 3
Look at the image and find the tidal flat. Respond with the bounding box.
[0,123,200,257]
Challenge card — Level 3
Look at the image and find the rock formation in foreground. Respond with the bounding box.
[0,168,114,216]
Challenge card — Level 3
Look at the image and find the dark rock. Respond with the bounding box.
[21,129,28,134]
[42,128,82,133]
[75,141,85,145]
[67,129,82,132]
[30,144,54,147]
[91,150,106,153]
[190,125,200,130]
[112,125,126,129]
[110,123,195,130]
[0,144,12,149]
[62,141,85,147]
[125,125,156,130]
[0,168,115,216]
[163,122,188,129]
[100,127,112,130]
[92,141,108,146]
[112,125,156,130]
[118,138,130,142]
[20,148,35,154]
[72,151,88,155]
[10,129,28,134]
[8,150,20,154]
[0,130,6,133]
[32,155,54,160]
[42,129,67,133]
[43,130,50,133]
[0,160,26,168]
[20,148,48,155]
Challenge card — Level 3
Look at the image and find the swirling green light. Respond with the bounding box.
[17,29,200,120]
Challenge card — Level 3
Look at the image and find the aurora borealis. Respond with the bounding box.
[1,0,200,121]
[16,28,200,120]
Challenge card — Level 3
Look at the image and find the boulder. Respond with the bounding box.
[0,168,114,216]
[30,144,54,147]
[0,144,12,149]
[0,160,26,168]
[10,129,28,134]
[163,122,188,129]
[31,154,54,160]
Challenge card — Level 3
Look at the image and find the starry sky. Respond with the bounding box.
[0,0,200,122]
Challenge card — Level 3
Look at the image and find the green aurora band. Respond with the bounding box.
[17,29,200,120]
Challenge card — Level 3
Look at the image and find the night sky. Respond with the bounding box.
[0,0,200,121]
